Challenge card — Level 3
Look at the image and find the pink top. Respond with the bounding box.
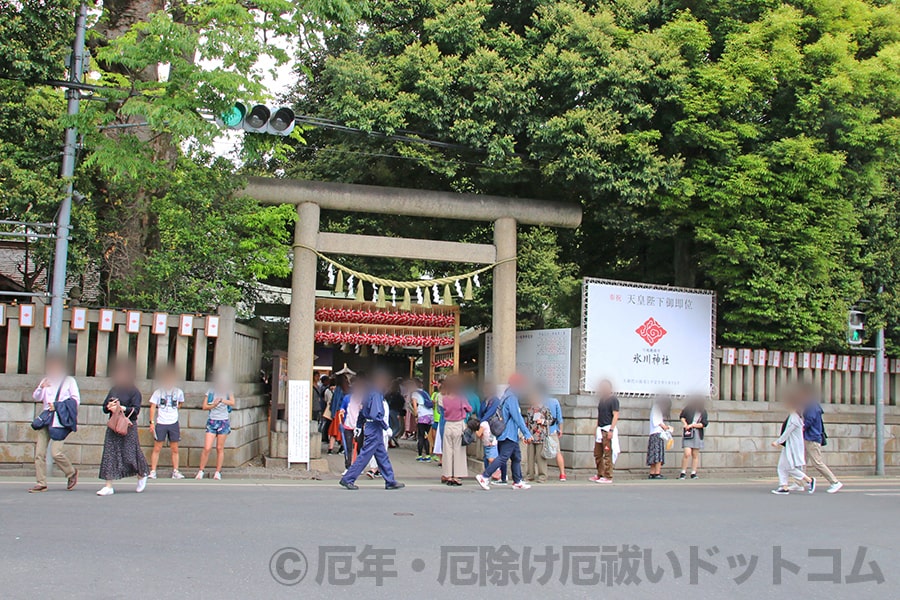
[441,394,472,422]
[33,376,80,428]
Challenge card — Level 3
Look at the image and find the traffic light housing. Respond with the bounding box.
[216,103,295,136]
[848,309,865,345]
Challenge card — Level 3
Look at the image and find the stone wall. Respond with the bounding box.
[558,395,900,477]
[0,374,268,475]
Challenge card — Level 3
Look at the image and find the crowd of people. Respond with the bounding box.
[27,352,844,495]
[28,353,236,495]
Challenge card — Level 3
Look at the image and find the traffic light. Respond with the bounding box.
[216,103,295,136]
[848,309,865,345]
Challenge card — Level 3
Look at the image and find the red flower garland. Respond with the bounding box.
[315,307,454,328]
[315,330,454,348]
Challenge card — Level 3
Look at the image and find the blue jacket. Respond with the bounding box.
[360,390,388,430]
[545,397,563,435]
[803,402,825,444]
[49,397,79,441]
[497,388,532,442]
[480,396,499,420]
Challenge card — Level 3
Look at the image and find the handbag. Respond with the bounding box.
[107,408,133,436]
[542,433,559,460]
[31,383,63,430]
[462,427,476,447]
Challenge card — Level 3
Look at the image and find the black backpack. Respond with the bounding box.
[488,398,507,437]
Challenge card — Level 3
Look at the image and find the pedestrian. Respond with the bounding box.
[327,375,349,455]
[475,374,534,491]
[431,380,443,463]
[412,378,433,461]
[148,365,186,480]
[402,380,418,439]
[477,381,505,483]
[386,378,404,448]
[97,360,149,496]
[29,352,80,493]
[339,371,405,490]
[591,379,619,484]
[647,395,673,479]
[467,415,502,482]
[800,386,843,493]
[340,380,364,472]
[321,377,338,454]
[771,392,816,495]
[439,375,472,486]
[523,389,552,483]
[365,387,392,479]
[541,385,566,481]
[195,373,235,480]
[678,396,708,479]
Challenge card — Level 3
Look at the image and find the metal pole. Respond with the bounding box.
[875,286,885,476]
[48,1,87,352]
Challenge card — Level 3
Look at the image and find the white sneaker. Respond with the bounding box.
[213,472,222,480]
[341,469,348,476]
[787,483,804,491]
[827,481,843,494]
[148,470,157,480]
[136,476,148,493]
[171,470,185,480]
[512,482,531,490]
[195,471,205,480]
[96,486,114,496]
[475,474,491,490]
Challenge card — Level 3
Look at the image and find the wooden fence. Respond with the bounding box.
[716,348,898,406]
[0,302,261,383]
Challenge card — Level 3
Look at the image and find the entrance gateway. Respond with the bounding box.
[243,177,581,462]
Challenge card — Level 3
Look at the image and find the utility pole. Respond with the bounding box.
[875,285,885,476]
[48,1,87,353]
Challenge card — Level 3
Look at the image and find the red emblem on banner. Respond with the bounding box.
[635,317,667,347]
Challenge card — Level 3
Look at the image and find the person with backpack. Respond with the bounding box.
[148,364,186,480]
[412,378,434,461]
[195,372,235,480]
[475,374,534,491]
[477,381,506,484]
[29,352,80,493]
[800,385,843,493]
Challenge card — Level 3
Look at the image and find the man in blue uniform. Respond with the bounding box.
[339,370,405,490]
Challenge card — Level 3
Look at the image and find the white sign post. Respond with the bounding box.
[581,279,715,396]
[287,380,311,466]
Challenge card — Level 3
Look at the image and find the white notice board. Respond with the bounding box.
[581,279,715,396]
[484,328,573,395]
[287,380,310,465]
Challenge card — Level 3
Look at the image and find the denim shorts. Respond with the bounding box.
[206,419,231,435]
[484,445,498,460]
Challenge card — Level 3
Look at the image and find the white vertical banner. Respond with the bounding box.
[19,304,35,327]
[71,307,88,331]
[43,305,52,328]
[205,315,220,338]
[126,311,142,333]
[152,312,168,335]
[287,380,311,466]
[0,304,5,326]
[99,308,115,332]
[178,314,193,336]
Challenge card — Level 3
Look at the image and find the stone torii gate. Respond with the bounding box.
[243,177,582,387]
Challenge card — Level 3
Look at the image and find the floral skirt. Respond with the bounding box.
[646,433,665,466]
[99,424,149,480]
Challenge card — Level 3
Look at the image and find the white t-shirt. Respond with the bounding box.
[478,421,497,447]
[649,404,665,435]
[150,388,185,425]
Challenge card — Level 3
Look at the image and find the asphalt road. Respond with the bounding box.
[1,476,898,599]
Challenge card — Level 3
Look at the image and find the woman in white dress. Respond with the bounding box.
[771,392,816,495]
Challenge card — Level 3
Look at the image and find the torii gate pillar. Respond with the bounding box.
[492,217,517,385]
[288,201,319,382]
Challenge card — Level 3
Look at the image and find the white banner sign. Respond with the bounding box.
[581,279,715,396]
[484,328,573,395]
[287,380,311,465]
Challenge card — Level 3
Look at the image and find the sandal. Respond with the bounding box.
[28,485,48,493]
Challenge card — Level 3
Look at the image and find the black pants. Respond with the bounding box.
[417,423,431,456]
